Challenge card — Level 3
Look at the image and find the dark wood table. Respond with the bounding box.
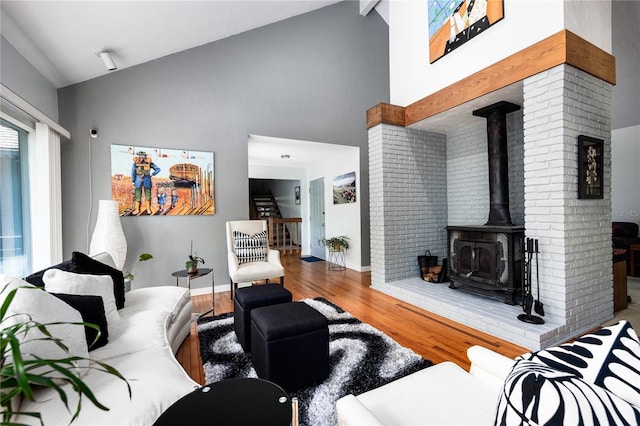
[153,378,293,426]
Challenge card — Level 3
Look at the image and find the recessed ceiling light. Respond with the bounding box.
[281,154,290,159]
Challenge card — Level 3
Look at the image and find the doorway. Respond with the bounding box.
[309,177,325,259]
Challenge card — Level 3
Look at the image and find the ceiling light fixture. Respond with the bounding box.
[97,50,117,71]
[280,154,291,159]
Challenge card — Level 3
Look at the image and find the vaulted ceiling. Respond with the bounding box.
[1,0,343,89]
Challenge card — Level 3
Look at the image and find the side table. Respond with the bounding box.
[153,378,296,426]
[171,268,214,316]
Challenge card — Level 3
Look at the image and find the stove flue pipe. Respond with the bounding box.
[472,101,521,226]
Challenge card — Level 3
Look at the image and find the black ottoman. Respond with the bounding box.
[234,284,292,352]
[251,302,329,392]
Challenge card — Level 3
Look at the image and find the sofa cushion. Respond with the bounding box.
[23,259,73,287]
[519,320,640,409]
[1,275,90,379]
[51,293,109,351]
[71,251,126,309]
[233,230,268,264]
[43,269,120,328]
[354,362,500,425]
[122,286,191,330]
[496,359,640,425]
[23,252,126,309]
[15,346,198,425]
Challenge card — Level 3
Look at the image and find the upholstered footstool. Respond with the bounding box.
[251,302,329,392]
[234,284,292,352]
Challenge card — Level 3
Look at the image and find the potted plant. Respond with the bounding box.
[318,235,350,252]
[1,284,131,424]
[185,255,205,274]
[185,241,204,274]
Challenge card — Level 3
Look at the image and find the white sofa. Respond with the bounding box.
[337,320,640,425]
[2,253,198,425]
[336,345,514,425]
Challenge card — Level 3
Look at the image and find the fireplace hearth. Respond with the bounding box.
[447,101,523,304]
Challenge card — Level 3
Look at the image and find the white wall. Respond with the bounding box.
[308,149,362,272]
[611,125,640,223]
[249,139,363,271]
[388,0,611,107]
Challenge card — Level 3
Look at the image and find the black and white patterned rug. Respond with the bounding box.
[197,297,432,426]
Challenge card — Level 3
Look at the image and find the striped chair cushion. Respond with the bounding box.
[233,230,268,264]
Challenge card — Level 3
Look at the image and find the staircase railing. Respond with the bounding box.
[269,217,302,256]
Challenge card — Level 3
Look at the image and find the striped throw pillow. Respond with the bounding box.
[233,230,268,264]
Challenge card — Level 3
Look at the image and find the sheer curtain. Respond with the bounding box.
[1,84,68,276]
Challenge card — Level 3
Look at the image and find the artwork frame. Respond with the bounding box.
[428,0,505,63]
[333,171,356,205]
[110,144,215,216]
[577,135,603,200]
[295,186,301,205]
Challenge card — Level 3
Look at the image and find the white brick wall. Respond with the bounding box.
[369,124,447,286]
[447,112,525,226]
[368,64,612,349]
[523,64,613,344]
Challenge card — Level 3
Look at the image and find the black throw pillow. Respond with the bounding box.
[50,293,109,351]
[24,259,73,287]
[71,251,126,309]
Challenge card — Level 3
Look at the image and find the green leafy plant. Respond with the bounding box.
[185,255,205,271]
[185,241,204,272]
[318,235,350,251]
[123,253,153,281]
[1,285,131,424]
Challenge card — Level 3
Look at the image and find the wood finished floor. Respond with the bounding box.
[175,256,527,385]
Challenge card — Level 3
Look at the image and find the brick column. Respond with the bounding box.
[523,64,613,341]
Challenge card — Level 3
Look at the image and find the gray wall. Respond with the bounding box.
[57,2,389,290]
[612,0,640,131]
[1,36,59,121]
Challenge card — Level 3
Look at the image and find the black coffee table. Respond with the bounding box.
[153,378,292,426]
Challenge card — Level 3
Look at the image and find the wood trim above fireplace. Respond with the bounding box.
[367,30,616,129]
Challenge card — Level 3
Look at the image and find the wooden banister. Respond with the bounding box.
[269,217,302,256]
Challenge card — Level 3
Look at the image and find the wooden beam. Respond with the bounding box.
[366,30,616,129]
[366,102,405,128]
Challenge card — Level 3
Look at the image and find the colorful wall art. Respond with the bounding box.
[110,145,215,216]
[428,0,504,63]
[333,171,356,204]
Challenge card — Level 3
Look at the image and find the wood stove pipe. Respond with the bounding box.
[472,101,521,226]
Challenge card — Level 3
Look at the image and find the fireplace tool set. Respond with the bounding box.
[518,238,545,324]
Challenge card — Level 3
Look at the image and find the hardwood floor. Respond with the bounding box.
[176,256,527,385]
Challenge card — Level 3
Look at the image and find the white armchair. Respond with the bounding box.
[226,220,285,299]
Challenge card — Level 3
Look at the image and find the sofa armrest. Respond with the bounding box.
[467,345,516,391]
[336,394,385,426]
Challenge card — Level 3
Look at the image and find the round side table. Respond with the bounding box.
[153,378,293,426]
[171,268,214,316]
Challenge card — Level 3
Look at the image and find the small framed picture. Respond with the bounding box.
[295,186,301,205]
[577,135,603,199]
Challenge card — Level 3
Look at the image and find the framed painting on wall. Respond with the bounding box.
[333,171,356,204]
[110,144,215,216]
[577,135,604,199]
[428,0,505,63]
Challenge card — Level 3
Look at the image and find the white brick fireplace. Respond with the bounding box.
[369,65,613,350]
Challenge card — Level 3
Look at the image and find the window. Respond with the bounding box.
[0,119,31,276]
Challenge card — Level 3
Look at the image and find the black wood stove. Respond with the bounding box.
[447,101,524,305]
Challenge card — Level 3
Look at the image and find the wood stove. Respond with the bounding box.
[447,225,523,304]
[446,101,524,304]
